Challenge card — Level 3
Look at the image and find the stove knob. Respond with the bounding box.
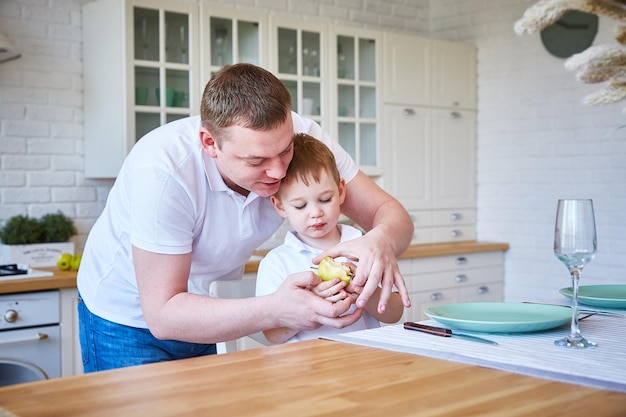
[4,309,18,323]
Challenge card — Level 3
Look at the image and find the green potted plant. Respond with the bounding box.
[0,211,76,267]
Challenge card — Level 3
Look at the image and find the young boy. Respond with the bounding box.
[256,133,404,343]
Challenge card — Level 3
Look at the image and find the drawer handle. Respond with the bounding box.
[450,230,462,237]
[476,286,489,295]
[0,333,48,346]
[403,108,415,116]
[455,274,467,283]
[450,212,462,221]
[430,292,443,301]
[455,257,467,265]
[451,111,462,119]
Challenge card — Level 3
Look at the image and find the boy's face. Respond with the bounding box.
[271,170,346,245]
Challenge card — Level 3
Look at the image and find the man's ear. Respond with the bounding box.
[199,127,218,158]
[270,195,287,218]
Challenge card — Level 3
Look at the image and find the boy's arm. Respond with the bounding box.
[362,287,404,324]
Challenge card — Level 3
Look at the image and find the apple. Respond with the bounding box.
[57,253,73,270]
[317,256,353,283]
[70,254,82,270]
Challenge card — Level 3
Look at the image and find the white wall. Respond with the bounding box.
[1,0,625,303]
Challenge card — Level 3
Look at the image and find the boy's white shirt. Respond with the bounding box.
[256,224,380,343]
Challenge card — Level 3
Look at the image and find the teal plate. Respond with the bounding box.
[560,285,626,309]
[425,302,571,333]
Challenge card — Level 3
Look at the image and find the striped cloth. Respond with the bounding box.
[326,309,626,393]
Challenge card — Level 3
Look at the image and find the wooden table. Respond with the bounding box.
[0,339,624,417]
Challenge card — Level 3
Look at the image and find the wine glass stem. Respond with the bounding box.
[569,269,582,339]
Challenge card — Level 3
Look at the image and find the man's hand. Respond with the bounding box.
[312,228,411,314]
[272,271,363,330]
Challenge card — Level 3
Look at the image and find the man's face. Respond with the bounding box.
[200,117,295,197]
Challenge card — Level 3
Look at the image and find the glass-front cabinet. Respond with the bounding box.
[269,17,327,127]
[199,7,267,85]
[331,28,381,175]
[133,6,197,141]
[83,0,199,178]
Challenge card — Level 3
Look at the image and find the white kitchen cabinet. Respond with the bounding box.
[330,27,382,175]
[83,0,200,178]
[431,39,477,110]
[383,33,431,107]
[399,251,504,323]
[269,16,328,127]
[383,104,476,244]
[199,6,268,86]
[60,288,82,376]
[383,33,476,110]
[382,33,477,244]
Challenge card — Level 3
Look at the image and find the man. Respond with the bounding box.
[77,63,413,372]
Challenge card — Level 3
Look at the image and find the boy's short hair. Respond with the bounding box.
[280,133,341,190]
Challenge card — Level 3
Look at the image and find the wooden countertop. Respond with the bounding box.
[0,241,509,294]
[0,338,622,416]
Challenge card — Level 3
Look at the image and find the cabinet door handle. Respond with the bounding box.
[455,274,467,283]
[403,108,415,116]
[450,111,462,119]
[476,286,489,294]
[450,229,462,237]
[430,292,443,301]
[455,257,467,265]
[450,212,462,221]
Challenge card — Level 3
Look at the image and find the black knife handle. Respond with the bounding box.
[403,322,452,337]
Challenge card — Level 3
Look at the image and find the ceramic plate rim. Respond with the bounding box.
[424,302,571,333]
[559,284,626,308]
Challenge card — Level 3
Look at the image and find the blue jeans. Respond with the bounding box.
[77,294,216,373]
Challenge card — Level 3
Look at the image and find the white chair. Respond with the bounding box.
[208,279,271,353]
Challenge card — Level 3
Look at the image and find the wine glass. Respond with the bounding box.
[553,199,597,348]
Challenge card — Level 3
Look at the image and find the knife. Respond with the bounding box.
[522,302,624,318]
[403,322,498,345]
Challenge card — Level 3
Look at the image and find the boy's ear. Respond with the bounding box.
[338,179,347,204]
[270,195,287,218]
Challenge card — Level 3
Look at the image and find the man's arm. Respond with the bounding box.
[313,171,413,313]
[133,247,363,343]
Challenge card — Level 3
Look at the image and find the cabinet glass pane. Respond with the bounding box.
[166,114,188,123]
[337,35,354,80]
[165,69,189,108]
[211,17,232,67]
[359,38,376,82]
[360,123,377,166]
[338,85,355,117]
[302,31,320,77]
[302,82,320,116]
[338,122,356,160]
[281,79,297,111]
[136,113,160,141]
[359,86,376,118]
[278,28,297,74]
[135,67,159,106]
[134,8,159,61]
[165,12,189,64]
[238,20,260,65]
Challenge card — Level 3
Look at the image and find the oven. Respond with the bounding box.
[0,290,61,386]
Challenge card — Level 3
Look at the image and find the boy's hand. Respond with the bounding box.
[311,278,351,303]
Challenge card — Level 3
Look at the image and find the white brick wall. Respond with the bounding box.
[2,0,624,303]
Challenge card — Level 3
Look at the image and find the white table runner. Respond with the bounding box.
[325,312,626,393]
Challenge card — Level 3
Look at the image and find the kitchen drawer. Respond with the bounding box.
[432,225,476,243]
[402,282,503,322]
[407,251,504,274]
[405,265,503,292]
[431,209,475,226]
[408,210,433,228]
[411,227,433,245]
